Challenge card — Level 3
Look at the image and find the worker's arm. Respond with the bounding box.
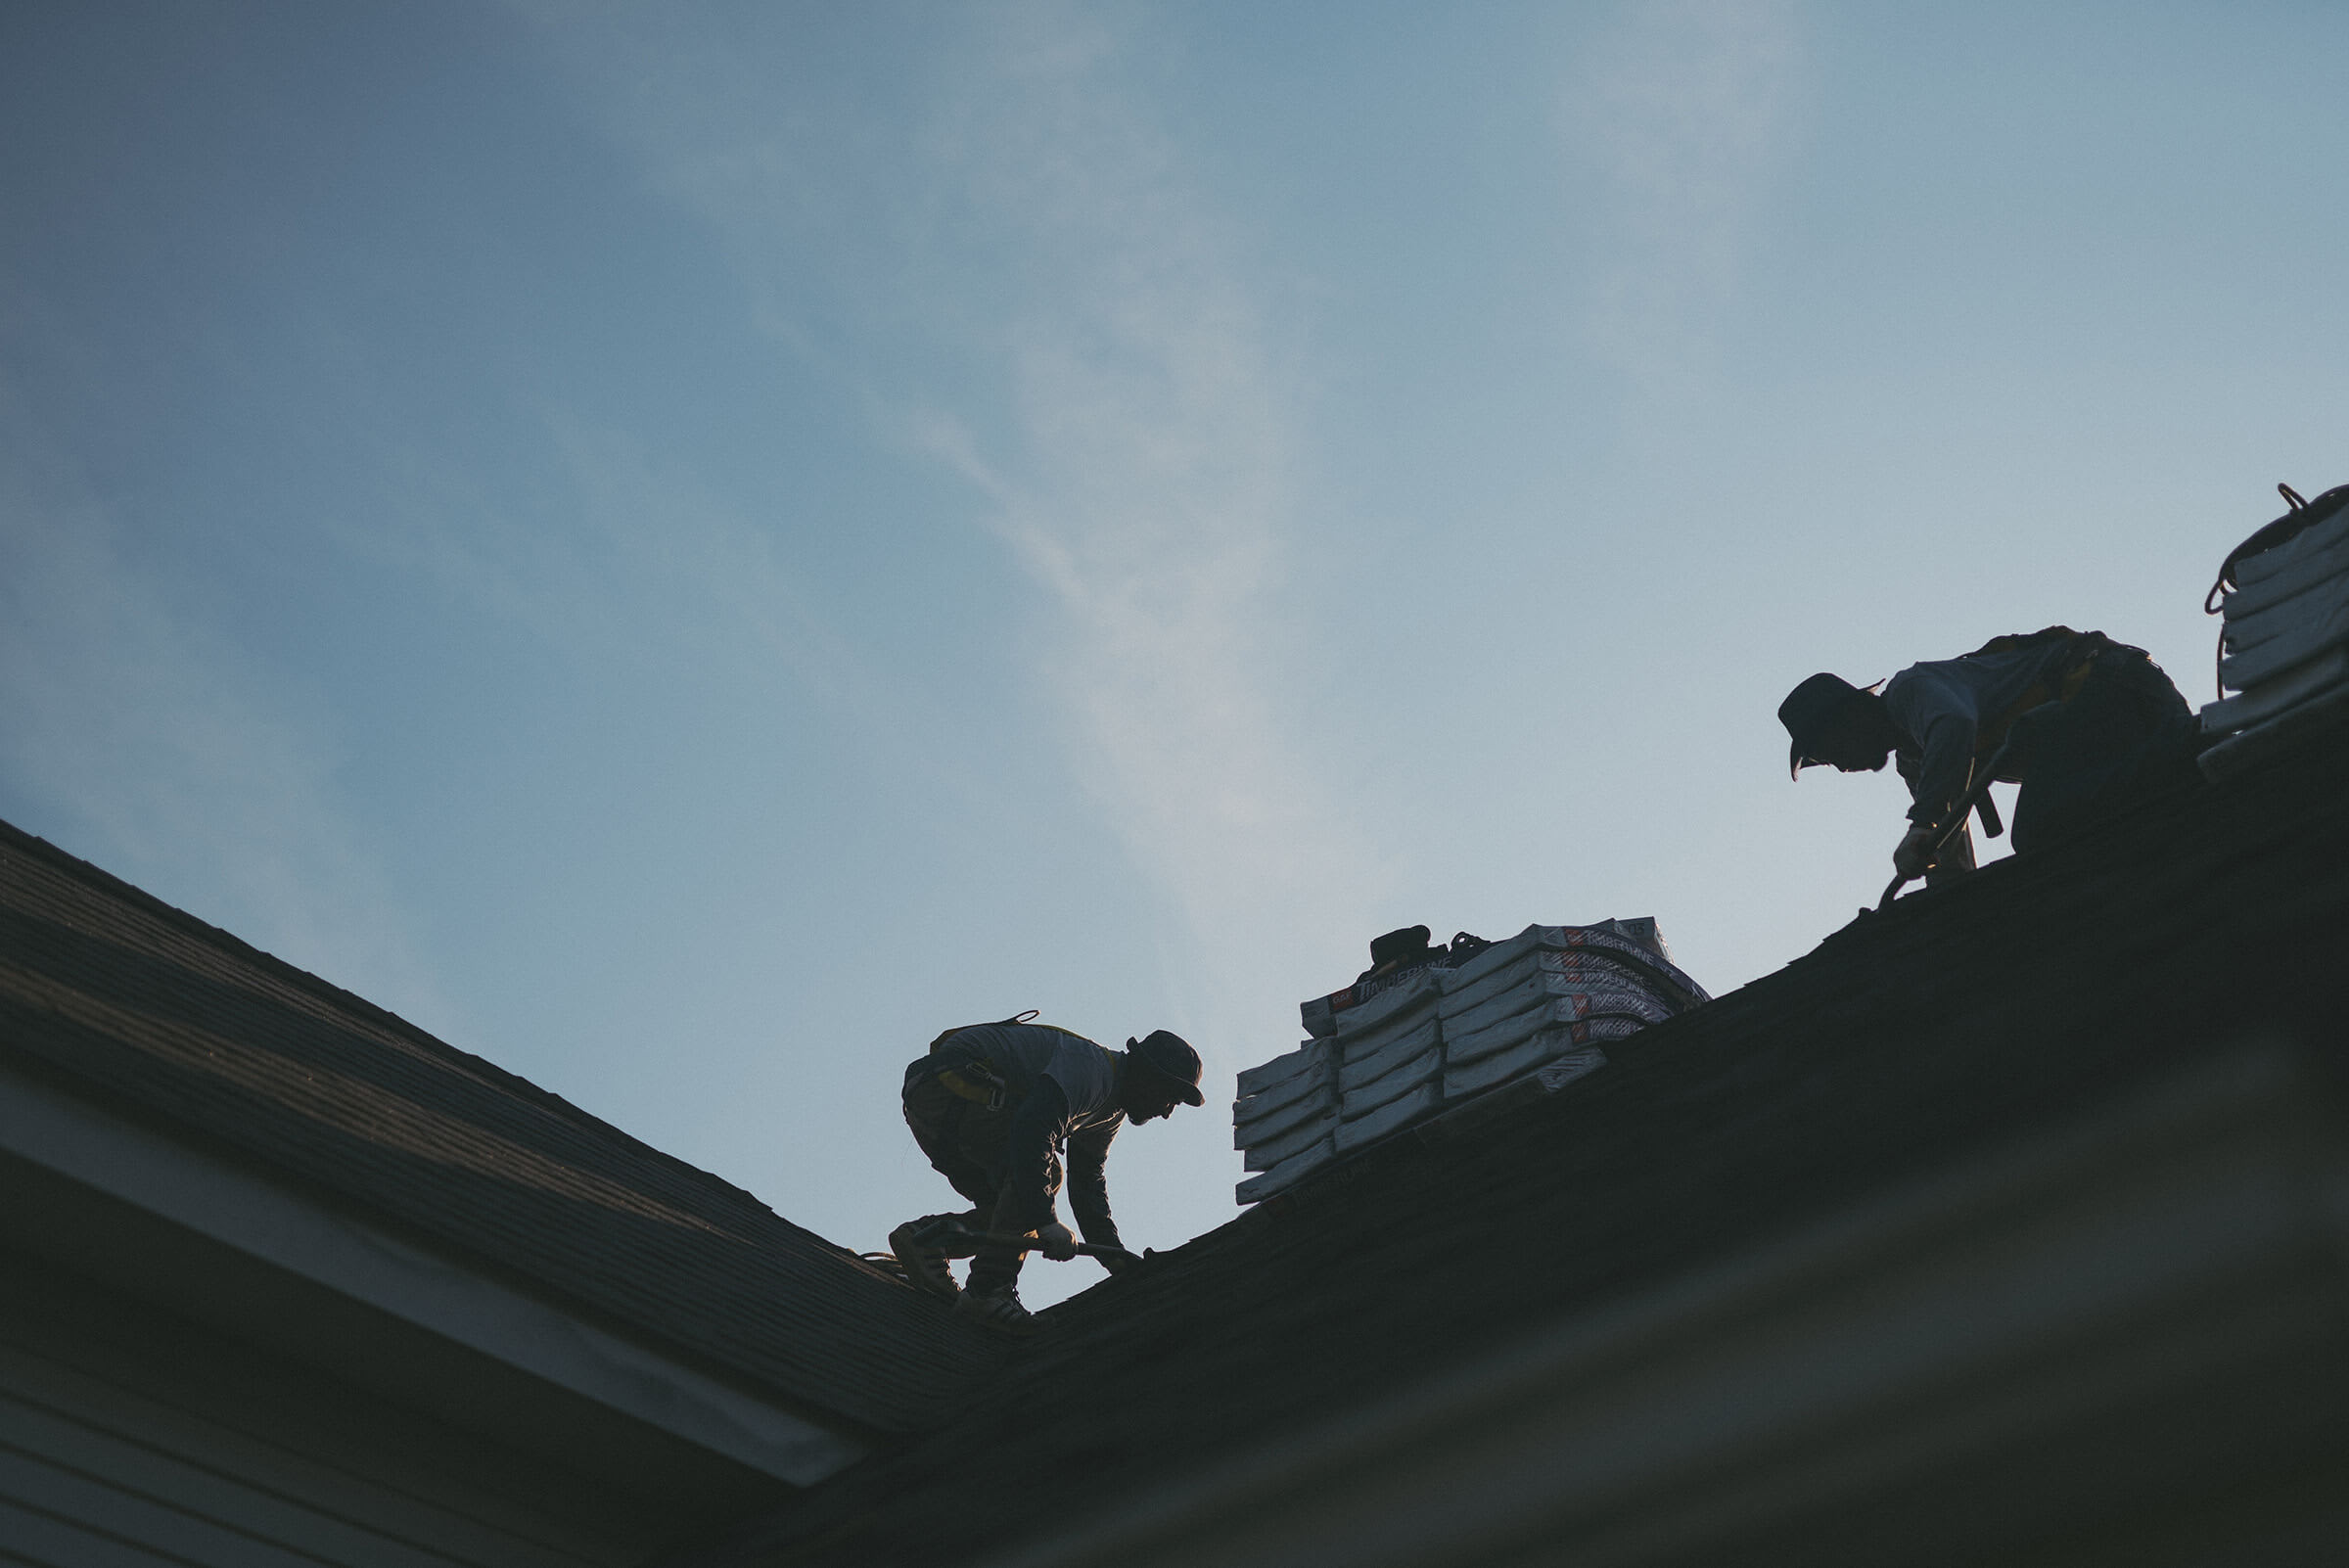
[1064,1124,1122,1253]
[1886,678,1981,834]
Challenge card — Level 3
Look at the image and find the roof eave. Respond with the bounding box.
[0,1056,874,1489]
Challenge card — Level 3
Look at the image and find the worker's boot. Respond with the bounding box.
[956,1281,1036,1334]
[958,1246,1036,1334]
[888,1215,969,1303]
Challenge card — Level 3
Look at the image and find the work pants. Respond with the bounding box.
[900,1060,1062,1294]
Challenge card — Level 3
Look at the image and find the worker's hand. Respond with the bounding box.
[1893,822,1939,880]
[1036,1222,1079,1262]
[1096,1247,1136,1275]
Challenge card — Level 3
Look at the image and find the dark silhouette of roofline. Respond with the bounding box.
[689,723,2349,1566]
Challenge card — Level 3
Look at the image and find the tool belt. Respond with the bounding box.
[933,1056,1014,1113]
[1966,627,2127,760]
[923,1011,1041,1113]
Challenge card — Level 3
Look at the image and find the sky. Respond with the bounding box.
[4,0,2345,1307]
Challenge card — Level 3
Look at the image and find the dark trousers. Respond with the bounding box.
[2011,649,2198,853]
[901,1060,1060,1293]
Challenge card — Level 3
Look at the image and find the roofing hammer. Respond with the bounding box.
[944,1223,1144,1268]
[1874,731,2023,913]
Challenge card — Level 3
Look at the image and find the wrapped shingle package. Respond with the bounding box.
[1233,920,1707,1202]
[2202,489,2349,779]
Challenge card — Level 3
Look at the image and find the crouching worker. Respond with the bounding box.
[892,1016,1204,1332]
[1779,625,2198,888]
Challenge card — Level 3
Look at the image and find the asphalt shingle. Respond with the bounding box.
[0,820,1009,1438]
[691,723,2349,1565]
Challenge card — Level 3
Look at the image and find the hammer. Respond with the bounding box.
[1874,729,2027,913]
[944,1223,1144,1268]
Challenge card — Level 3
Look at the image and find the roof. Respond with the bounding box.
[691,719,2349,1566]
[0,817,1008,1438]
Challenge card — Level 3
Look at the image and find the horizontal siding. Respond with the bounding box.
[0,1277,658,1568]
[0,1438,333,1566]
[0,1342,602,1566]
[0,1492,183,1567]
[0,1391,465,1567]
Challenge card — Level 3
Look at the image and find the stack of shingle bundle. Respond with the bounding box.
[1232,962,1443,1207]
[2201,484,2349,780]
[1229,1039,1333,1200]
[1435,921,1704,1100]
[1235,920,1707,1203]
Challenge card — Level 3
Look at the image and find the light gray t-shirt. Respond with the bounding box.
[946,1022,1123,1128]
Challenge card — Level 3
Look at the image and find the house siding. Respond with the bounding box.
[0,1257,669,1568]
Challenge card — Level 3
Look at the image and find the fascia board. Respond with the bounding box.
[982,1040,2349,1568]
[0,1061,869,1487]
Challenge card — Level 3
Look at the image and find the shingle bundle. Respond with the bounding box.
[2201,485,2349,779]
[1233,920,1707,1203]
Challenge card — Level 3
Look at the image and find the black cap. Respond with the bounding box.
[1367,925,1434,972]
[1128,1030,1205,1106]
[1778,671,1868,780]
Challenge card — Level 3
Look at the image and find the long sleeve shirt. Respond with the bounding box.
[937,1022,1126,1245]
[1883,636,2086,831]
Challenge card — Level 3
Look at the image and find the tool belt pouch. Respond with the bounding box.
[935,1061,1010,1112]
[927,1036,1015,1112]
[925,1013,1042,1113]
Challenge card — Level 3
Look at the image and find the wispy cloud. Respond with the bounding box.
[523,0,1379,1059]
[0,367,445,1026]
[1569,0,1805,396]
[907,8,1370,1032]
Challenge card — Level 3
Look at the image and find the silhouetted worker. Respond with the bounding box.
[1779,627,2197,886]
[892,1017,1204,1332]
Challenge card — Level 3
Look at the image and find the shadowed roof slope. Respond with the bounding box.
[693,724,2349,1566]
[0,819,1006,1437]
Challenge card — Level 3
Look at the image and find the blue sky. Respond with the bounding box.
[5,1,2344,1304]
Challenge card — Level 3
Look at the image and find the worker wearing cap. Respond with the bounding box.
[892,1020,1205,1331]
[1779,627,2196,887]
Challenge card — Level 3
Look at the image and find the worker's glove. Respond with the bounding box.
[1035,1222,1079,1262]
[1096,1247,1137,1275]
[1893,822,1940,880]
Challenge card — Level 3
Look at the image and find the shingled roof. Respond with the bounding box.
[0,818,1008,1440]
[689,720,2349,1566]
